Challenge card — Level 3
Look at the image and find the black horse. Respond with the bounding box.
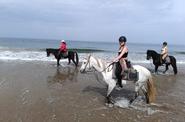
[146,50,177,74]
[46,48,79,67]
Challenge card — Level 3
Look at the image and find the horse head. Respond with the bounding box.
[80,54,94,73]
[146,50,151,60]
[146,50,157,60]
[80,55,98,73]
[46,49,50,57]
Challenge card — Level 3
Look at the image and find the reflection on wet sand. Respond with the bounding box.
[47,67,78,86]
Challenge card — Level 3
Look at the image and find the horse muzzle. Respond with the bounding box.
[80,69,86,73]
[146,56,150,60]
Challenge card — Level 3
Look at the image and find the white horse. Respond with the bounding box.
[80,55,156,104]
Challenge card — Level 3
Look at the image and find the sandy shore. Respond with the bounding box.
[0,61,185,122]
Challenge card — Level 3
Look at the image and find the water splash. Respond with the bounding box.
[114,96,162,115]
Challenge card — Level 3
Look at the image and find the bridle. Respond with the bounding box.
[82,55,113,73]
[82,55,92,72]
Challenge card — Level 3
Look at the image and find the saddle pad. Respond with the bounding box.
[122,69,139,81]
[165,56,170,63]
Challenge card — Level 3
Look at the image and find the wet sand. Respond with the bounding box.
[0,61,185,122]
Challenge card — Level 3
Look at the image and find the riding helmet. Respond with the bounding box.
[61,40,65,43]
[119,36,127,42]
[163,41,167,45]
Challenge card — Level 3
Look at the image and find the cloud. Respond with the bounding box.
[0,0,184,43]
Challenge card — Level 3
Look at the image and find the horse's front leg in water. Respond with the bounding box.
[57,59,60,66]
[72,58,77,67]
[68,58,71,65]
[155,65,158,74]
[106,95,114,107]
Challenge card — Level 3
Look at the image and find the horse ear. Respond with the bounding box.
[86,53,91,59]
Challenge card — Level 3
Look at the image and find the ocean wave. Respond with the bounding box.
[174,51,185,55]
[68,48,107,53]
[0,50,185,64]
[44,48,107,53]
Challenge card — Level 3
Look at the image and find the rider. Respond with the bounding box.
[58,40,68,57]
[112,36,128,87]
[161,41,168,64]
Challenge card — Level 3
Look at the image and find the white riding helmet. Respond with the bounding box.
[61,40,65,43]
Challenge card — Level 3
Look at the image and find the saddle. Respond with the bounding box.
[58,51,68,58]
[121,68,139,81]
[121,61,139,81]
[112,60,139,81]
[161,55,170,64]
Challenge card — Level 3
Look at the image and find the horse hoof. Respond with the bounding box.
[105,103,114,107]
[129,99,134,104]
[115,86,122,91]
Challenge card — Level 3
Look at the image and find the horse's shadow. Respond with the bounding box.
[47,67,79,86]
[82,85,135,101]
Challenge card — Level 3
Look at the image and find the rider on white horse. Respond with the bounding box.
[112,36,128,88]
[80,55,156,104]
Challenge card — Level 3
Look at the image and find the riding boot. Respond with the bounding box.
[117,79,123,88]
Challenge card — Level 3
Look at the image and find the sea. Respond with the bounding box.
[0,37,185,64]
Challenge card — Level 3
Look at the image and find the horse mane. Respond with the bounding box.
[147,50,158,54]
[91,56,110,72]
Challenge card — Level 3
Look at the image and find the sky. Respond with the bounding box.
[0,0,184,44]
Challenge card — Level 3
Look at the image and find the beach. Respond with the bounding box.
[0,61,185,122]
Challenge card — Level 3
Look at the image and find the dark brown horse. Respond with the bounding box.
[46,48,79,67]
[146,50,177,74]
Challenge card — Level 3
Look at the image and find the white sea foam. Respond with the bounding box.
[0,50,185,64]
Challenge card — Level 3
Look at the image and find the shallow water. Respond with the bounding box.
[0,61,185,122]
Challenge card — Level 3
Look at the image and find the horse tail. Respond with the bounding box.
[146,76,156,104]
[75,51,79,66]
[171,56,177,74]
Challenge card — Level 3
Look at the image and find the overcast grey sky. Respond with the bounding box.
[0,0,184,44]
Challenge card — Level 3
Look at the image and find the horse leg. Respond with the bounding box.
[130,82,140,104]
[106,82,116,104]
[155,65,158,74]
[68,58,71,65]
[141,85,148,103]
[163,64,169,74]
[171,58,177,75]
[57,59,60,66]
[130,92,139,104]
[71,53,77,67]
[72,58,77,67]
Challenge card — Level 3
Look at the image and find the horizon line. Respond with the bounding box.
[0,36,183,46]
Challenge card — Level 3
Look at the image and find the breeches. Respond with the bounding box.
[119,58,127,71]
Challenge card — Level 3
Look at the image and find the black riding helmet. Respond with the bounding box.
[163,41,167,46]
[119,36,127,42]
